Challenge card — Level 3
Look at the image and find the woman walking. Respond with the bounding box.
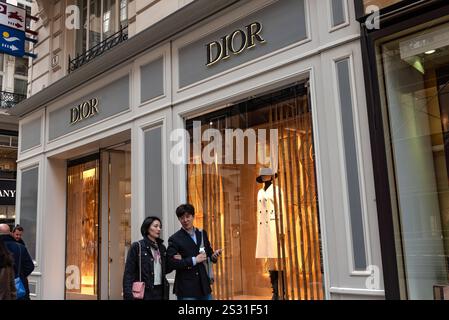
[123,216,173,300]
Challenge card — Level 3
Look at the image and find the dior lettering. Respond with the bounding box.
[70,98,99,125]
[206,22,266,67]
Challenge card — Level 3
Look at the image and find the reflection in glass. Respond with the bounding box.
[187,84,324,300]
[378,22,449,299]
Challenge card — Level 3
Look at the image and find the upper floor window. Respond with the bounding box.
[0,53,29,97]
[75,0,128,56]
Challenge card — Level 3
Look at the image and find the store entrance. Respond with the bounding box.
[64,142,131,300]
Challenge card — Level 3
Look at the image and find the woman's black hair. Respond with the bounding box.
[140,216,162,238]
[0,237,13,268]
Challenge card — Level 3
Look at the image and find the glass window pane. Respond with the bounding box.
[378,22,449,299]
[103,0,117,39]
[76,0,88,55]
[120,0,128,28]
[89,0,101,48]
[186,84,324,300]
[0,135,11,147]
[65,159,99,300]
[14,79,27,96]
[15,57,28,76]
[0,54,4,72]
[331,0,346,27]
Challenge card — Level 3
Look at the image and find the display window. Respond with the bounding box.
[186,83,324,300]
[65,157,100,299]
[376,20,449,299]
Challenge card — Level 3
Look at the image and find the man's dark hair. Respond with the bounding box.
[140,216,161,238]
[175,204,195,218]
[13,224,23,233]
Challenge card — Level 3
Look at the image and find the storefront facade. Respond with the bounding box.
[12,0,383,300]
[357,0,449,299]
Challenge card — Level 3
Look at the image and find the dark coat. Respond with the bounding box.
[166,228,217,298]
[123,237,172,300]
[0,235,34,300]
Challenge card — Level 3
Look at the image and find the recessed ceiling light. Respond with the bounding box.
[425,50,436,55]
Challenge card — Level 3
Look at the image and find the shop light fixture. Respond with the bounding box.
[82,168,96,179]
[0,214,6,219]
[425,49,436,55]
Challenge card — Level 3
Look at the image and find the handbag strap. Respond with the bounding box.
[138,241,142,282]
[200,229,204,248]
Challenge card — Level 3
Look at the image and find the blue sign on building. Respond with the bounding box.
[0,24,25,57]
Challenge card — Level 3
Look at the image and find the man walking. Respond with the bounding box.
[167,204,222,300]
[0,224,34,300]
[12,225,25,246]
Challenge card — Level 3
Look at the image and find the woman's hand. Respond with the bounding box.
[173,253,182,260]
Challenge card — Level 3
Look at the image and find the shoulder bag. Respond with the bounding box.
[132,241,145,299]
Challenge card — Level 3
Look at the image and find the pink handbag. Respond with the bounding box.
[132,241,145,299]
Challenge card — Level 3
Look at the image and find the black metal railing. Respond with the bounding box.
[0,91,27,109]
[68,26,129,73]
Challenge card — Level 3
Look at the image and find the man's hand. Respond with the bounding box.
[212,249,223,260]
[196,252,207,263]
[173,253,182,260]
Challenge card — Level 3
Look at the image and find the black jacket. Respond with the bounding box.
[0,235,34,300]
[166,228,217,298]
[123,237,172,300]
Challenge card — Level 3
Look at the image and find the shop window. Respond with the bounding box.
[377,21,449,299]
[186,83,324,300]
[65,158,99,299]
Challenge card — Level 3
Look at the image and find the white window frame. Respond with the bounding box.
[77,0,128,54]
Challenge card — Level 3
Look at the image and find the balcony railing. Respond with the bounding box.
[68,26,128,73]
[0,91,27,109]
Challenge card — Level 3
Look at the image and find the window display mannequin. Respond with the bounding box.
[255,167,285,300]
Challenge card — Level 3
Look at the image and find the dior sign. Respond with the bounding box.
[70,98,99,125]
[206,22,266,67]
